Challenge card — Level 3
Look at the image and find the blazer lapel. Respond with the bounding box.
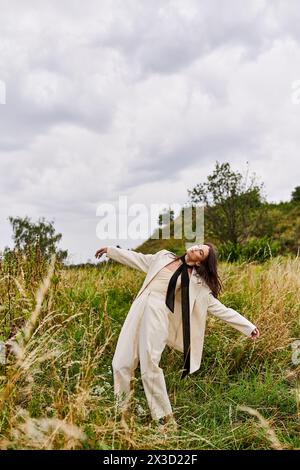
[135,251,200,314]
[189,266,201,314]
[135,251,175,299]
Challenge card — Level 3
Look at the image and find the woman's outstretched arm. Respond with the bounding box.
[95,245,156,273]
[207,292,259,339]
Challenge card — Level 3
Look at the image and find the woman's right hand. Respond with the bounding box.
[251,327,260,340]
[95,247,108,259]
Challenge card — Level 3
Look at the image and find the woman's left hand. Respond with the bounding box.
[251,327,260,340]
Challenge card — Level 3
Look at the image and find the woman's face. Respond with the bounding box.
[186,244,210,266]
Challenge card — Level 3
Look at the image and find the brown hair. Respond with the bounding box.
[168,242,223,298]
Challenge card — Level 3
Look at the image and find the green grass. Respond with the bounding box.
[0,254,299,449]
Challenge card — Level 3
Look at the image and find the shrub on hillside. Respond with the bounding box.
[218,236,281,263]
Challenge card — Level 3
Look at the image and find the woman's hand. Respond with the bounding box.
[251,327,260,340]
[95,247,108,259]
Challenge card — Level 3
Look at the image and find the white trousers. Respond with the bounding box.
[112,290,173,421]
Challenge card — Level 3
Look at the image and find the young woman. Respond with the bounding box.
[95,243,260,428]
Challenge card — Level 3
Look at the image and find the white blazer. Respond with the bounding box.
[106,246,257,376]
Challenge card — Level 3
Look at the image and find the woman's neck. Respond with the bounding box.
[183,253,195,267]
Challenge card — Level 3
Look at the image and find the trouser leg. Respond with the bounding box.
[139,293,173,421]
[112,308,141,413]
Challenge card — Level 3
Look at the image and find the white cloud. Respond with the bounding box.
[0,0,300,262]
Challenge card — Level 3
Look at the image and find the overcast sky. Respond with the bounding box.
[0,0,300,264]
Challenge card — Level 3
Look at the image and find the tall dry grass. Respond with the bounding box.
[0,251,299,449]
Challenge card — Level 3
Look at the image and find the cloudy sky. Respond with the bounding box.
[0,0,300,263]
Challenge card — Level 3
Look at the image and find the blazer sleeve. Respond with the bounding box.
[106,245,156,273]
[207,292,257,337]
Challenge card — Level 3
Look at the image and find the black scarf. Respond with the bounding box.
[165,253,194,380]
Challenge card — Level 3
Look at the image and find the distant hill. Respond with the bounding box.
[135,201,300,257]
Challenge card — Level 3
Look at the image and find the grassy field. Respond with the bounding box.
[0,253,299,450]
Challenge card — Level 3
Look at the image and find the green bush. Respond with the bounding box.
[217,241,243,262]
[218,236,281,263]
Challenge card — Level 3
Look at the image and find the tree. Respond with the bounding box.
[187,161,265,244]
[291,186,300,203]
[158,207,175,229]
[8,216,68,262]
[158,207,175,227]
